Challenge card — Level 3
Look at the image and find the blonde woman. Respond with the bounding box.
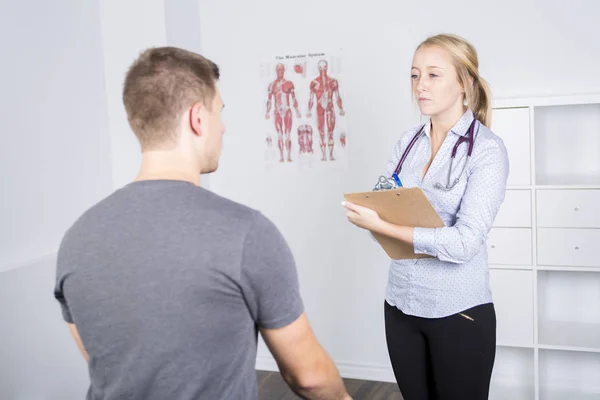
[343,34,509,399]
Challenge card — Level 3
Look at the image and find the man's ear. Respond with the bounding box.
[189,102,204,136]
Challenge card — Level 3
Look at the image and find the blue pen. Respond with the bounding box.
[392,173,402,187]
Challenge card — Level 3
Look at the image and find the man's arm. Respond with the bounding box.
[240,213,351,400]
[261,313,351,400]
[68,323,89,362]
[55,261,89,363]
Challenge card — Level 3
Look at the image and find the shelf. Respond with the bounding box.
[538,321,600,352]
[538,390,600,400]
[538,343,600,354]
[537,266,600,273]
[489,347,534,400]
[493,94,600,108]
[490,265,533,271]
[506,185,534,190]
[539,349,600,399]
[490,94,600,399]
[535,184,600,190]
[534,103,600,186]
[538,271,600,350]
[509,184,600,190]
[491,107,531,186]
[491,270,534,347]
[497,343,534,349]
[489,384,535,400]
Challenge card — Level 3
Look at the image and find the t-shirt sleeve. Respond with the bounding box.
[54,271,74,323]
[239,212,304,329]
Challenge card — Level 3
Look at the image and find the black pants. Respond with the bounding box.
[384,301,496,400]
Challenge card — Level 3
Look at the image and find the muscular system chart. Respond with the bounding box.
[260,50,349,171]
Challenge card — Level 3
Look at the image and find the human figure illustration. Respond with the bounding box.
[306,60,345,161]
[265,63,301,162]
[340,132,346,148]
[297,124,314,154]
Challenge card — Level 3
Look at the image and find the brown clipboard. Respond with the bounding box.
[344,187,445,260]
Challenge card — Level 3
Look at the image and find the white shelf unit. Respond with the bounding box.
[488,94,600,400]
[490,346,535,400]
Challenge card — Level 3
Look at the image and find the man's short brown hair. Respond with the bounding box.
[123,46,220,149]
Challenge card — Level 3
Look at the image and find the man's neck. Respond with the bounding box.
[135,150,200,186]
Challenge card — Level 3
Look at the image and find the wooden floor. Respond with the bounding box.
[257,370,403,400]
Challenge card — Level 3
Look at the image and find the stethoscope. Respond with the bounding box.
[374,118,479,191]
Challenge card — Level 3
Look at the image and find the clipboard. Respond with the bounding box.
[344,187,445,260]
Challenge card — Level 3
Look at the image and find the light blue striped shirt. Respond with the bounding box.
[383,109,509,318]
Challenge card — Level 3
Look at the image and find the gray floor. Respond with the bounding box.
[257,370,403,400]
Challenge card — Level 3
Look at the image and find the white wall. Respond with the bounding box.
[197,0,600,381]
[163,0,213,187]
[164,0,203,65]
[0,1,172,398]
[0,1,113,271]
[0,255,90,400]
[101,0,211,190]
[99,0,168,190]
[0,0,214,395]
[0,1,112,398]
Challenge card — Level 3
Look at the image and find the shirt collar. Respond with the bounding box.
[422,108,475,138]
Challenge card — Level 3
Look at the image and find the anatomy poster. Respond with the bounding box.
[260,50,348,170]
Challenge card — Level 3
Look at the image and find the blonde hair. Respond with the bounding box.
[416,34,492,127]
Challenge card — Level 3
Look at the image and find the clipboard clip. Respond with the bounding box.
[373,175,401,191]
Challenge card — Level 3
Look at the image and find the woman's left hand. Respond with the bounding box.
[342,201,383,232]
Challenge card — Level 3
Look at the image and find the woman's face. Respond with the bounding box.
[411,45,465,118]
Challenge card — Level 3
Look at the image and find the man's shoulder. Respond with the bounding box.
[63,183,261,230]
[63,189,117,231]
[200,188,261,225]
[56,184,264,268]
[56,190,119,268]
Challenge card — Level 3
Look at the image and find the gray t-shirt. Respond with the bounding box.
[54,180,304,400]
